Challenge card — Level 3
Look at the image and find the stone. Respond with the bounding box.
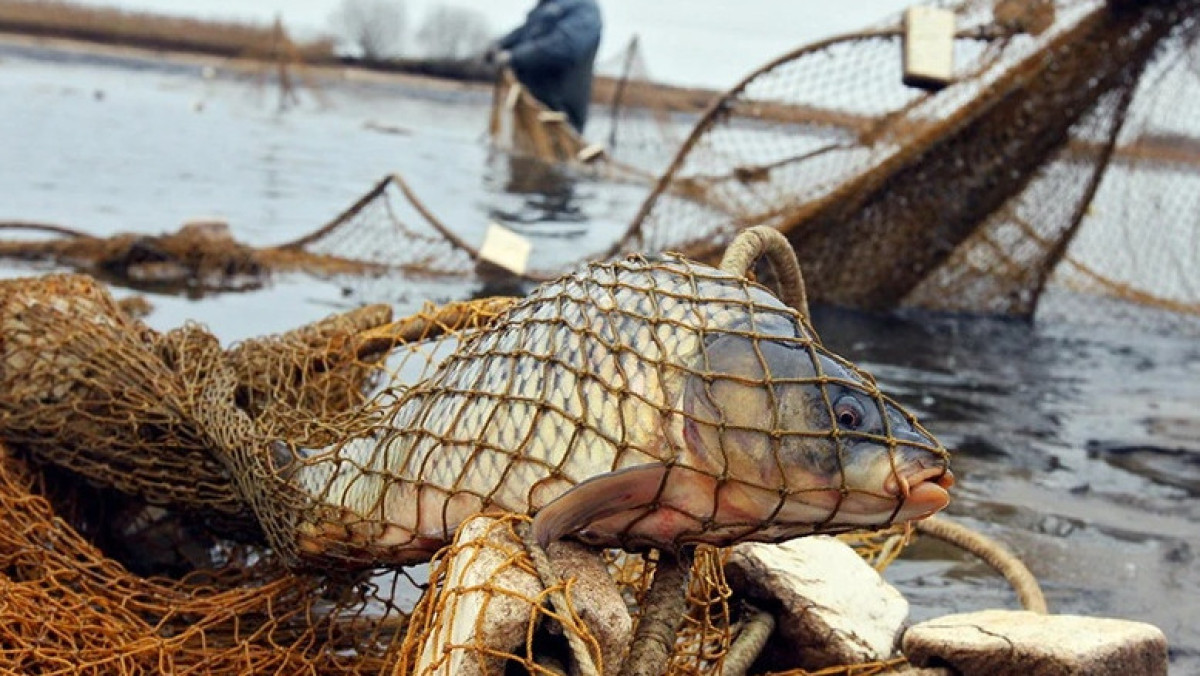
[725,536,909,671]
[902,609,1169,675]
[413,516,631,676]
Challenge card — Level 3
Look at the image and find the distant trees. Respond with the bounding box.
[415,5,491,60]
[329,1,494,62]
[331,0,407,60]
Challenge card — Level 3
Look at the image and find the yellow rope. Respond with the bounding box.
[719,225,811,317]
[517,522,603,676]
[916,516,1048,613]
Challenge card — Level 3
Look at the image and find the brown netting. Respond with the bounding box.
[0,273,251,530]
[0,445,416,674]
[505,0,1200,331]
[608,0,1200,324]
[0,220,266,293]
[3,1,1199,327]
[0,173,483,298]
[488,69,596,166]
[488,37,689,177]
[0,230,953,674]
[273,174,481,284]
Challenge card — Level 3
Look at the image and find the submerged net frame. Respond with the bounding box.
[0,173,484,299]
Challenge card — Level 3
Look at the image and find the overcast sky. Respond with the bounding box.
[68,0,913,87]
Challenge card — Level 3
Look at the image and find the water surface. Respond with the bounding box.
[1,40,1197,671]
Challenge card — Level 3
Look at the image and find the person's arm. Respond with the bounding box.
[507,3,600,71]
[495,21,529,51]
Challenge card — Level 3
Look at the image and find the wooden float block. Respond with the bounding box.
[903,6,956,90]
[478,222,532,276]
[577,144,606,163]
[902,609,1168,675]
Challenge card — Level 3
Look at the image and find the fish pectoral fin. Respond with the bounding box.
[531,464,669,548]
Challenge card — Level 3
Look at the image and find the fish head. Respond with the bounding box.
[679,314,952,541]
[529,301,951,551]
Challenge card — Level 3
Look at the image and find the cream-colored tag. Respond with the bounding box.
[903,6,956,90]
[478,222,532,275]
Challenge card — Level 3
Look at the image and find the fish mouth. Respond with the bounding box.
[886,464,954,519]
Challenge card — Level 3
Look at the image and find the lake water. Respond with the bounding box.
[64,0,915,88]
[1,37,1198,671]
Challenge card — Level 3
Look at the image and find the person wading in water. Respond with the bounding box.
[487,0,603,133]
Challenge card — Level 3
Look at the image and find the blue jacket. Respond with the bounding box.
[498,0,602,132]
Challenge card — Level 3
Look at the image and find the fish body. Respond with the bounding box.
[298,255,951,562]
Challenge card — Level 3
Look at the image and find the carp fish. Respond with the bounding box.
[296,255,952,563]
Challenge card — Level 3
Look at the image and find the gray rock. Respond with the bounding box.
[413,516,631,676]
[902,609,1169,675]
[725,535,909,671]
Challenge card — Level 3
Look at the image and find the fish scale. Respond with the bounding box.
[296,254,951,559]
[303,258,771,525]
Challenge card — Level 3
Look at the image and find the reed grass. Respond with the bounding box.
[0,0,334,60]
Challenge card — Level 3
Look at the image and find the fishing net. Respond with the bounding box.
[0,273,252,532]
[0,175,481,299]
[605,0,1200,324]
[488,69,597,166]
[4,1,1200,327]
[296,0,1200,325]
[207,251,948,571]
[0,228,950,674]
[487,37,689,177]
[0,220,266,293]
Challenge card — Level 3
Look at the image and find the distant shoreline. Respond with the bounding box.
[0,30,493,97]
[6,26,1199,173]
[0,0,719,115]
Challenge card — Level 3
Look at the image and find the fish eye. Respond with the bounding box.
[833,395,866,430]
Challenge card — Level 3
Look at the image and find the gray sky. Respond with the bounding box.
[67,0,913,87]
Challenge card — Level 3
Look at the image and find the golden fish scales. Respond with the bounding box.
[274,254,952,567]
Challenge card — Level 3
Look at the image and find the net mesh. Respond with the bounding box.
[288,0,1200,327]
[610,0,1200,324]
[2,1,1199,326]
[0,235,946,674]
[0,174,483,300]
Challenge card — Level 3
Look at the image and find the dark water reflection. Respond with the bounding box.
[485,152,588,228]
[2,40,1199,671]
